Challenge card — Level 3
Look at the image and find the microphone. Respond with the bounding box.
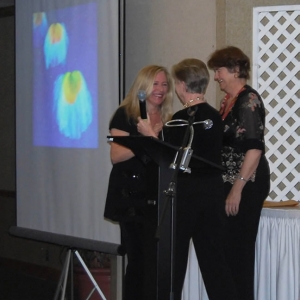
[203,119,213,129]
[137,90,147,119]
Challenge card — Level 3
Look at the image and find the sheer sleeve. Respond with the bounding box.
[236,91,266,152]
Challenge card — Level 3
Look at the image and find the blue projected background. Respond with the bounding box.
[32,3,98,148]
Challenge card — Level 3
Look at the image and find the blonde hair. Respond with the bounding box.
[120,65,173,123]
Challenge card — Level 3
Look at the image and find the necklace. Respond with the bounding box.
[183,96,205,108]
[220,86,245,120]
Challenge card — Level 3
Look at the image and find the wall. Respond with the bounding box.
[224,0,300,53]
[214,0,300,101]
[125,0,217,112]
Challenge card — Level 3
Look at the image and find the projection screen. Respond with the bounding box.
[15,0,123,245]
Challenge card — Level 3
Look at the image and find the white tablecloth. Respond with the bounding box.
[182,205,300,300]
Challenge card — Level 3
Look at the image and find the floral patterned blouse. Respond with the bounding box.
[220,85,266,184]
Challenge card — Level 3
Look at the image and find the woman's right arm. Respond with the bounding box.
[110,128,135,164]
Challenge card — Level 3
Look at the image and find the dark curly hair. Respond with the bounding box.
[207,46,250,79]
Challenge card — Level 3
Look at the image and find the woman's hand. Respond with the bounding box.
[225,187,242,216]
[137,117,158,137]
[225,149,262,216]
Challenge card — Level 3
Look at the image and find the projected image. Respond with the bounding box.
[54,71,93,139]
[44,23,69,69]
[32,2,98,148]
[33,12,48,48]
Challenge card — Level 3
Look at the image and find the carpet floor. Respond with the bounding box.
[0,259,71,300]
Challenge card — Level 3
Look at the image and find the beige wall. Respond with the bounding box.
[125,0,300,110]
[223,0,300,52]
[215,0,300,101]
[125,0,217,112]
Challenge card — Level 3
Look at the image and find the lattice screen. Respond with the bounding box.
[253,5,300,201]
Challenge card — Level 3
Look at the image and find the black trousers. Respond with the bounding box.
[120,205,157,300]
[224,175,270,300]
[174,175,239,300]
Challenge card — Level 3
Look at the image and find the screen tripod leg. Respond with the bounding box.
[53,248,72,300]
[53,248,107,300]
[74,250,107,300]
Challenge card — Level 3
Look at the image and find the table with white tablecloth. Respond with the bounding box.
[182,205,300,300]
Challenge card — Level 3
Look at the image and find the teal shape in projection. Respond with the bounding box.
[53,71,93,139]
[44,22,69,68]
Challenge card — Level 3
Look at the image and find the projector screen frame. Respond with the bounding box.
[15,0,125,246]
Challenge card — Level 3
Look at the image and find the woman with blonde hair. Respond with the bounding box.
[104,65,173,300]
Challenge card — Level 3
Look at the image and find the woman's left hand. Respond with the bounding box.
[225,189,242,216]
[225,149,262,216]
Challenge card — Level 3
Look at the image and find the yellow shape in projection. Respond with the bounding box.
[33,12,44,27]
[62,71,83,104]
[49,23,64,44]
[44,22,68,68]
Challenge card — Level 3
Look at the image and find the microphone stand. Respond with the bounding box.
[155,107,196,300]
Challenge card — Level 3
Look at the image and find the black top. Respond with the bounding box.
[221,85,269,183]
[109,106,139,135]
[104,106,158,222]
[166,102,224,177]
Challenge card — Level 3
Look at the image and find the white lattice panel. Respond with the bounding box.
[253,5,300,201]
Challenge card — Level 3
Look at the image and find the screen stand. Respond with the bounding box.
[53,248,107,300]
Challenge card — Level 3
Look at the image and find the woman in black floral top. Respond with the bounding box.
[208,46,270,300]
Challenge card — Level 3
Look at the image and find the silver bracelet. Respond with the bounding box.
[237,175,248,182]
